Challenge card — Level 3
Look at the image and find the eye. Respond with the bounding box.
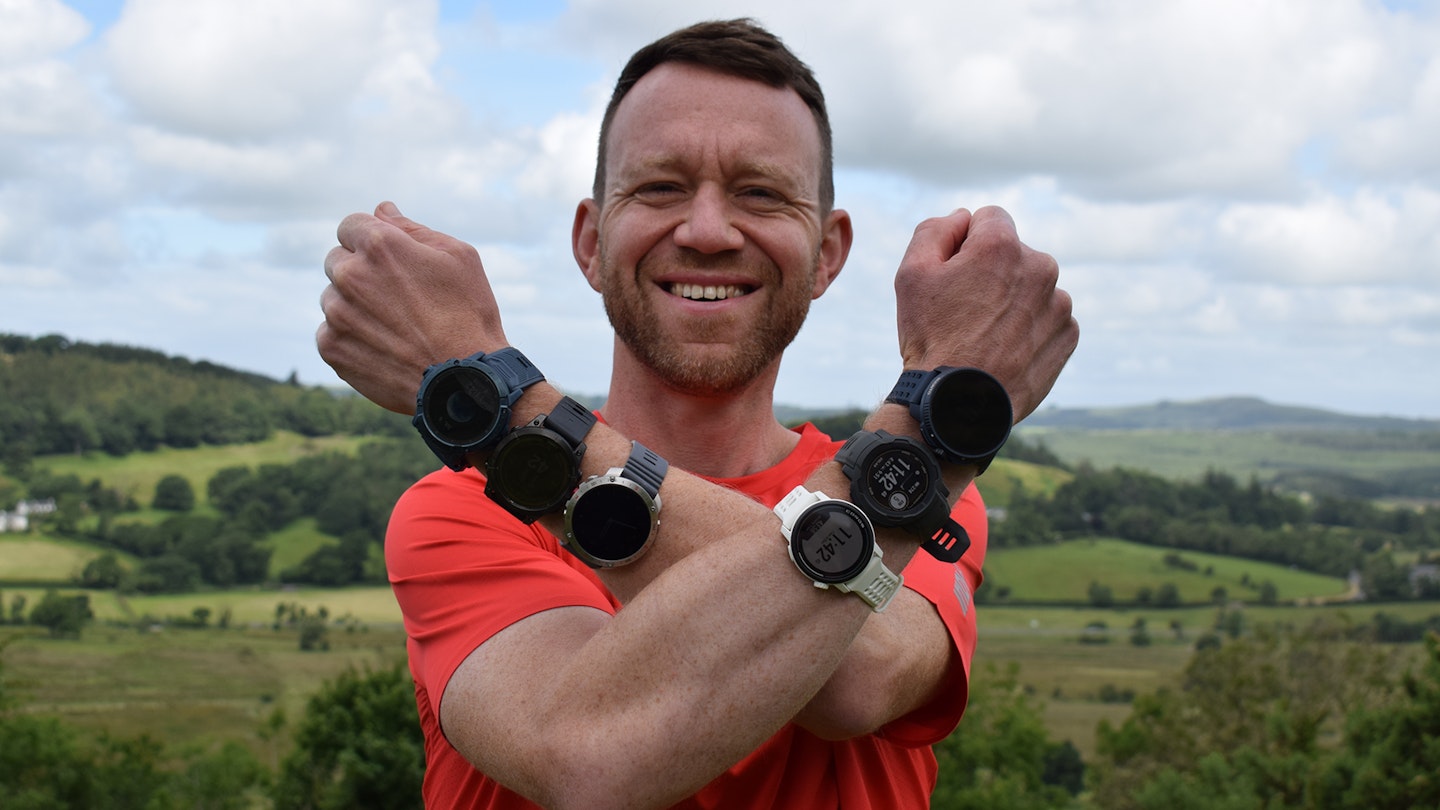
[634,182,686,202]
[737,186,788,210]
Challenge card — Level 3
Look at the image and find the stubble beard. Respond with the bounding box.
[599,251,816,397]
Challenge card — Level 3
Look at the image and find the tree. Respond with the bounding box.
[1312,632,1440,809]
[28,590,92,638]
[1090,621,1406,810]
[153,474,196,512]
[273,660,424,810]
[80,552,125,589]
[931,662,1080,809]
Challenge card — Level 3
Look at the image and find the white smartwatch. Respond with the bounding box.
[773,485,903,612]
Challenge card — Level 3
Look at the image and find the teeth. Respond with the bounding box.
[670,283,748,301]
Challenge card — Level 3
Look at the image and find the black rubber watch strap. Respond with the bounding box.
[544,396,597,448]
[920,520,970,563]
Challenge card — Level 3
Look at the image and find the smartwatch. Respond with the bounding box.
[835,430,970,563]
[772,485,902,613]
[484,396,597,524]
[885,366,1012,474]
[562,441,668,568]
[412,347,545,471]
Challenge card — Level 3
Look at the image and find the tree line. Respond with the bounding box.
[990,464,1440,603]
[0,333,409,468]
[17,438,437,593]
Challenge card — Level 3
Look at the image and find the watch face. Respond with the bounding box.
[865,446,932,515]
[567,480,656,565]
[791,501,872,584]
[422,364,502,446]
[927,368,1012,458]
[489,430,578,512]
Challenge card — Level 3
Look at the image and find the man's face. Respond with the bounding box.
[584,63,843,397]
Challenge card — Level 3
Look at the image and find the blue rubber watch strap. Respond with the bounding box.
[483,347,545,403]
[621,441,668,498]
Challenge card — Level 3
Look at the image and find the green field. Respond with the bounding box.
[1020,427,1439,490]
[982,537,1350,604]
[973,458,1074,508]
[36,430,371,508]
[973,602,1439,759]
[1,621,409,767]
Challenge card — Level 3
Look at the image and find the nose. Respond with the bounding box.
[673,185,744,253]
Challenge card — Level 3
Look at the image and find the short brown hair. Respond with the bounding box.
[592,19,834,213]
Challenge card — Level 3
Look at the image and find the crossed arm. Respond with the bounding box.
[318,202,1077,809]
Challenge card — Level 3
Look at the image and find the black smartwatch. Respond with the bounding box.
[562,441,668,568]
[835,430,970,563]
[412,347,545,471]
[772,485,902,612]
[884,366,1012,474]
[484,396,597,524]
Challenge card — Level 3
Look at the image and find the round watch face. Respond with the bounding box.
[566,479,657,565]
[489,429,579,512]
[422,364,503,446]
[927,368,1012,459]
[791,500,873,584]
[865,446,933,515]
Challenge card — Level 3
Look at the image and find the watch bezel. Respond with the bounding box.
[415,359,513,464]
[846,433,945,528]
[484,425,584,523]
[917,367,1013,467]
[562,472,661,568]
[787,498,877,585]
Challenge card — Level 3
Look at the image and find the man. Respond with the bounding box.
[318,18,1077,810]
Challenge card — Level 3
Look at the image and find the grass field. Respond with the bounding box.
[1019,427,1439,489]
[6,598,1434,769]
[973,601,1440,759]
[982,537,1350,604]
[36,431,371,508]
[973,458,1074,508]
[1,621,409,768]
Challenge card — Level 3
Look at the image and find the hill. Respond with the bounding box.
[1024,396,1440,432]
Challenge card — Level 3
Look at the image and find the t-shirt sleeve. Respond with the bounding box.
[386,468,619,720]
[874,482,987,747]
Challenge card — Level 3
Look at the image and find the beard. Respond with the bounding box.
[599,249,816,397]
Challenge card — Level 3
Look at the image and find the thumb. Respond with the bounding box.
[375,201,424,232]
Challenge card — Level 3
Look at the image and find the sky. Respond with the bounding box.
[2,0,1438,419]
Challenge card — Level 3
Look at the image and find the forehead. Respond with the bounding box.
[604,62,823,188]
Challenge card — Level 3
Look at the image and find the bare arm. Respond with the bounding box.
[318,202,1075,808]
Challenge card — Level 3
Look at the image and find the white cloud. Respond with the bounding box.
[2,0,1438,418]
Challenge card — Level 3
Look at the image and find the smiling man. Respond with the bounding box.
[318,18,1077,810]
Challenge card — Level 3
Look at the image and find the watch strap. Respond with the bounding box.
[481,347,545,404]
[884,368,935,410]
[840,553,904,612]
[544,395,598,449]
[620,441,668,498]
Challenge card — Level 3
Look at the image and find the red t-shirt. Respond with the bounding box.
[386,423,987,809]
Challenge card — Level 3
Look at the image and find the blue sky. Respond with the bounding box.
[3,0,1438,418]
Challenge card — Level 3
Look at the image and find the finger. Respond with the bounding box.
[336,211,381,252]
[323,245,351,283]
[905,208,972,265]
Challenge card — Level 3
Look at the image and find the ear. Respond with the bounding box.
[810,208,853,299]
[572,199,603,292]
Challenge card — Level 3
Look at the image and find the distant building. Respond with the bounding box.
[0,499,56,533]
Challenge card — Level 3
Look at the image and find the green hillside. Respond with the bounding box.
[982,537,1350,605]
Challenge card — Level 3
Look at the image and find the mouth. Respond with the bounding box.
[665,282,754,301]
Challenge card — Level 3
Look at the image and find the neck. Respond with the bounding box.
[598,350,800,479]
